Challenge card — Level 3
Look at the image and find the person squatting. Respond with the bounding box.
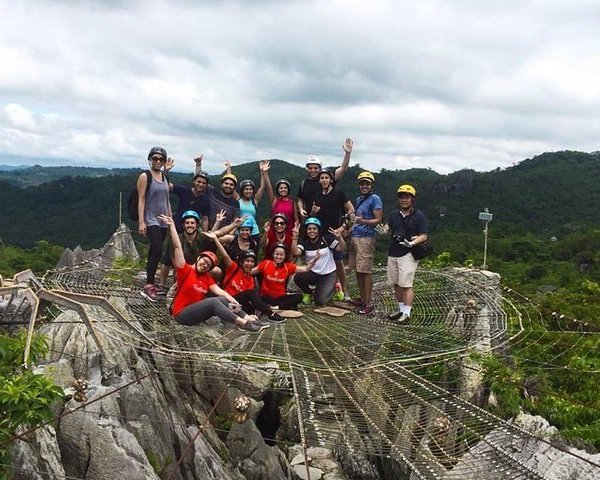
[136,140,428,332]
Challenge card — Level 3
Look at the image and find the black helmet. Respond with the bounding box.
[193,171,210,182]
[148,146,167,161]
[238,249,257,263]
[319,167,336,182]
[272,242,287,253]
[239,179,256,192]
[271,213,288,224]
[275,179,291,191]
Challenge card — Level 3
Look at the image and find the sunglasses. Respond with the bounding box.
[273,221,286,226]
[151,156,166,163]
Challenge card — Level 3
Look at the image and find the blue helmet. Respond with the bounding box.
[305,217,321,228]
[182,210,200,222]
[239,218,254,229]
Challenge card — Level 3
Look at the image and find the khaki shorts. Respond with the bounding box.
[348,236,376,273]
[387,254,418,287]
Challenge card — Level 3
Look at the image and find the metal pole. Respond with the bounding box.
[482,221,489,269]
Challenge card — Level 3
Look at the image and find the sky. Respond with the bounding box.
[1,0,600,174]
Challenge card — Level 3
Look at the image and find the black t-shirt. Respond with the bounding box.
[297,176,322,212]
[313,188,349,231]
[164,232,215,264]
[206,184,240,229]
[387,209,428,257]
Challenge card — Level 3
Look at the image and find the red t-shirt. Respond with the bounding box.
[222,263,255,296]
[256,259,297,298]
[171,263,216,316]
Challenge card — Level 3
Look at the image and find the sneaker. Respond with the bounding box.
[141,285,159,302]
[268,312,286,323]
[347,297,364,307]
[387,312,410,323]
[343,294,352,302]
[238,320,270,333]
[332,290,345,301]
[358,304,375,315]
[302,293,312,305]
[154,284,168,296]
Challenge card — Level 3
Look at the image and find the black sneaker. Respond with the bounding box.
[387,310,403,321]
[268,312,286,323]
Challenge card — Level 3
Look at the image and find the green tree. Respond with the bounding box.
[0,332,64,474]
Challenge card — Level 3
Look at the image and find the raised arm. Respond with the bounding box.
[194,154,203,175]
[158,215,185,269]
[295,251,320,273]
[264,163,276,206]
[334,138,353,181]
[290,221,301,257]
[330,226,347,252]
[204,231,234,268]
[254,160,270,205]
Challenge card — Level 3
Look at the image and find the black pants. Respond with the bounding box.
[146,226,167,284]
[262,293,303,310]
[234,289,273,316]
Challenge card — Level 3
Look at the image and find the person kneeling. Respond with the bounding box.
[159,214,267,333]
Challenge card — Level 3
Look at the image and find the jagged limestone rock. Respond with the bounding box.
[227,418,291,479]
[447,413,600,480]
[9,425,66,480]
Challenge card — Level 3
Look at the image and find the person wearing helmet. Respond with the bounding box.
[163,154,211,234]
[347,171,384,315]
[192,156,240,230]
[295,217,347,306]
[139,146,172,302]
[158,214,268,333]
[265,169,299,233]
[261,213,301,262]
[254,243,321,311]
[297,138,353,218]
[207,232,286,323]
[384,184,428,323]
[309,166,354,301]
[227,160,270,248]
[158,209,243,287]
[215,215,258,268]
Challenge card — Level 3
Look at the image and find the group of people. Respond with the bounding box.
[136,140,428,332]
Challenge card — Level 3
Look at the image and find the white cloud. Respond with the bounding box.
[1,0,600,174]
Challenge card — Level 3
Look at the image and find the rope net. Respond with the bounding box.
[3,254,599,479]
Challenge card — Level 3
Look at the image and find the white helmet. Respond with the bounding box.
[306,155,321,167]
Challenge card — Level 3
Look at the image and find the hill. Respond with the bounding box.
[1,151,600,249]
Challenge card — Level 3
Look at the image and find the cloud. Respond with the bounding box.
[1,0,599,174]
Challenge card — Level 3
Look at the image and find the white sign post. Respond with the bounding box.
[478,208,493,269]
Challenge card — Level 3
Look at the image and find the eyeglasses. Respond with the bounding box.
[274,221,286,226]
[151,156,166,163]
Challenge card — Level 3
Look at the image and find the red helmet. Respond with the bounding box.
[199,251,218,269]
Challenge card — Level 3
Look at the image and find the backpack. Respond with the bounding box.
[127,170,167,221]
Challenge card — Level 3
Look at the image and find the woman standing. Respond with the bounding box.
[158,214,268,332]
[228,160,270,248]
[266,177,298,233]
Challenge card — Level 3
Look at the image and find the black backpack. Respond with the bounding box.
[127,170,167,221]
